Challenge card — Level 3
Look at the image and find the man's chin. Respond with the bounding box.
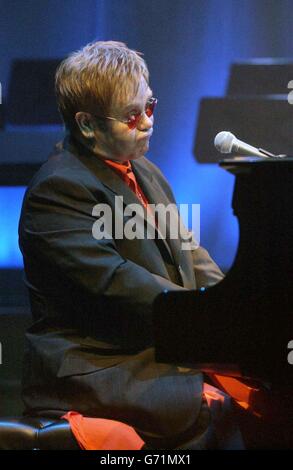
[130,146,149,160]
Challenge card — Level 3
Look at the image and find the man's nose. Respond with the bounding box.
[138,113,153,131]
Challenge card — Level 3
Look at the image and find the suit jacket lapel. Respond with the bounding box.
[132,158,182,267]
[65,137,177,264]
[67,139,141,208]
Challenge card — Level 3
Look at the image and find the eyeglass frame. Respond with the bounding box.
[90,97,158,130]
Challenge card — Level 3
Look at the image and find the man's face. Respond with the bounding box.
[94,77,154,162]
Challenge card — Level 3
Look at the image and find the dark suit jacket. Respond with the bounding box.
[18,136,224,448]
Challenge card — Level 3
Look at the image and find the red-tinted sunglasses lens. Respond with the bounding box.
[127,116,140,130]
[127,98,157,129]
[145,98,157,117]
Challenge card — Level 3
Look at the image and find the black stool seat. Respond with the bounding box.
[0,417,80,450]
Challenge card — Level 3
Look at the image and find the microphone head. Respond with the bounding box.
[214,131,236,154]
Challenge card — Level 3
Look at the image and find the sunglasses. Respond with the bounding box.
[92,97,158,130]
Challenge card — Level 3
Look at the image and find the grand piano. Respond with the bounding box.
[154,157,293,389]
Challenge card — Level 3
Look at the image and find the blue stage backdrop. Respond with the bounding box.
[1,0,293,270]
[0,187,26,267]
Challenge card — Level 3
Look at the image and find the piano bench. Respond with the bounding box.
[0,417,80,450]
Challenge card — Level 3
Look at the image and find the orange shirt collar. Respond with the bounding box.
[103,159,132,177]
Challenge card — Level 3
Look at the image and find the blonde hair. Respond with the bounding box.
[55,40,149,133]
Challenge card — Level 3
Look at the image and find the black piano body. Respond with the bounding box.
[154,158,293,388]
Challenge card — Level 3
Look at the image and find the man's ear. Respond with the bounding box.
[75,112,95,138]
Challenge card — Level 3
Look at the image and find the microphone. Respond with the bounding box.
[214,131,276,158]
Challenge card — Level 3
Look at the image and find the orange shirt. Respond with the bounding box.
[104,159,149,209]
[62,411,145,450]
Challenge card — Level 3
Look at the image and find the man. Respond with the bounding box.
[19,41,232,449]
